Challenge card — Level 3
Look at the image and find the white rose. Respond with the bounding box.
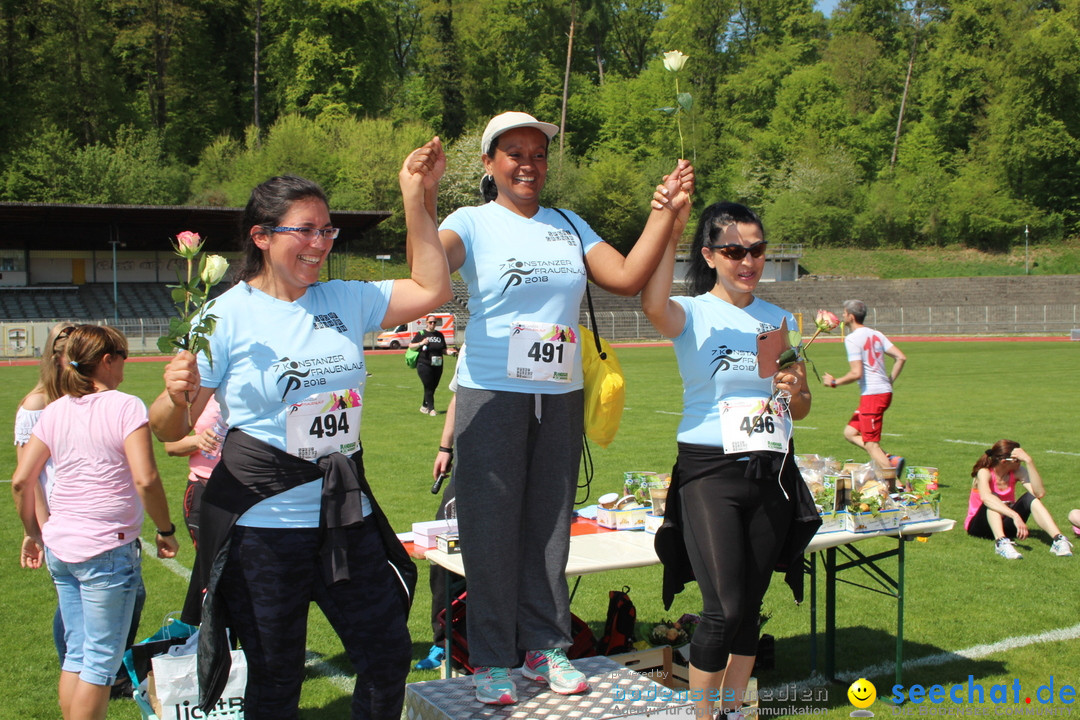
[201,254,229,286]
[663,50,689,72]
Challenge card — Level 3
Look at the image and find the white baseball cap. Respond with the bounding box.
[481,112,559,156]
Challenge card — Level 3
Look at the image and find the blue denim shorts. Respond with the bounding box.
[46,541,141,686]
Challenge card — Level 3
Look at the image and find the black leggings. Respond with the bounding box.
[678,447,793,672]
[219,523,411,720]
[417,362,444,411]
[966,492,1035,539]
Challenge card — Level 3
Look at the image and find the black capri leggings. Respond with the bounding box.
[966,492,1035,540]
[677,445,793,672]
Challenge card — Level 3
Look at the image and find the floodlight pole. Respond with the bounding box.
[110,239,121,324]
[1024,225,1029,275]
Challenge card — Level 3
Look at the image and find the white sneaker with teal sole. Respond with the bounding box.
[522,649,589,694]
[995,538,1023,559]
[473,666,516,705]
[1050,535,1073,557]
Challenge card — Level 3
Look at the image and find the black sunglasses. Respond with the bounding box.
[53,325,77,350]
[708,241,768,261]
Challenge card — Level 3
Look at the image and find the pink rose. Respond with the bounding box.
[174,230,203,259]
[815,309,840,333]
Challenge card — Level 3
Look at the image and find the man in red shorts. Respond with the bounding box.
[822,299,908,476]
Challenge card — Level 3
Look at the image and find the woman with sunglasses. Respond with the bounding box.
[409,315,451,415]
[13,324,148,698]
[966,440,1073,559]
[436,111,693,704]
[13,325,178,720]
[642,201,813,720]
[150,139,450,720]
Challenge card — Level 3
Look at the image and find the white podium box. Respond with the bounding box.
[404,655,695,720]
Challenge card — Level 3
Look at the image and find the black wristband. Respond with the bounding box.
[438,446,454,455]
[156,523,176,537]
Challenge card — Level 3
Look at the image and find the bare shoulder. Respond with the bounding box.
[19,390,48,412]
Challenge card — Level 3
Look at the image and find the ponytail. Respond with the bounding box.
[59,325,129,397]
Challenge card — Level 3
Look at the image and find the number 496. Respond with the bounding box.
[740,415,774,434]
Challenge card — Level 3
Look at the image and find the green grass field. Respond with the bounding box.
[3,339,1079,718]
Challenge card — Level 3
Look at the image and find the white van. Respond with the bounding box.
[375,313,456,349]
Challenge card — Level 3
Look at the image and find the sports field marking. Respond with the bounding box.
[1046,449,1080,457]
[305,651,354,691]
[655,410,681,416]
[761,621,1080,694]
[943,438,989,446]
[158,557,191,582]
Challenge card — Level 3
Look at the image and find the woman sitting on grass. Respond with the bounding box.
[966,439,1072,559]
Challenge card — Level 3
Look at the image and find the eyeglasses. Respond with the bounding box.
[266,226,340,241]
[707,241,768,261]
[426,320,437,324]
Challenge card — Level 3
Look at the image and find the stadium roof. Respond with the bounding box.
[0,202,391,253]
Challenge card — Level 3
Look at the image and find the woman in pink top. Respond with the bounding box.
[12,325,179,720]
[966,439,1072,560]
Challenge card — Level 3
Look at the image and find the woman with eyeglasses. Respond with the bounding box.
[409,315,450,415]
[13,325,178,720]
[149,139,451,720]
[966,440,1073,559]
[436,111,693,704]
[642,201,813,720]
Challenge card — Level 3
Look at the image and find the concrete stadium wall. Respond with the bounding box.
[583,275,1079,339]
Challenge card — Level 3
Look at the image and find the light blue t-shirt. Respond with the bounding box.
[197,279,392,527]
[440,202,604,394]
[670,294,797,448]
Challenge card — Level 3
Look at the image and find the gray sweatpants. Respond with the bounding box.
[453,386,584,668]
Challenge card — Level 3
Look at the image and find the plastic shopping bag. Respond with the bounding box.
[148,644,246,719]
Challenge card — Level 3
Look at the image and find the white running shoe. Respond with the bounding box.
[1050,535,1073,557]
[995,538,1023,560]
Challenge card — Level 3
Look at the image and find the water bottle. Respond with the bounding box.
[200,417,229,459]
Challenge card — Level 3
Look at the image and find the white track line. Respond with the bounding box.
[1047,449,1080,457]
[943,439,989,446]
[761,622,1080,695]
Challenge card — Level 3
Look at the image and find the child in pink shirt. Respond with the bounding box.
[12,325,178,720]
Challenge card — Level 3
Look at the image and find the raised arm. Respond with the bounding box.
[1012,447,1045,499]
[587,160,694,296]
[641,197,688,338]
[383,138,453,329]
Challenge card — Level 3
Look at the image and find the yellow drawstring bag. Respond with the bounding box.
[580,325,625,448]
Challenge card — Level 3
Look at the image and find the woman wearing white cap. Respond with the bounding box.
[437,111,693,704]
